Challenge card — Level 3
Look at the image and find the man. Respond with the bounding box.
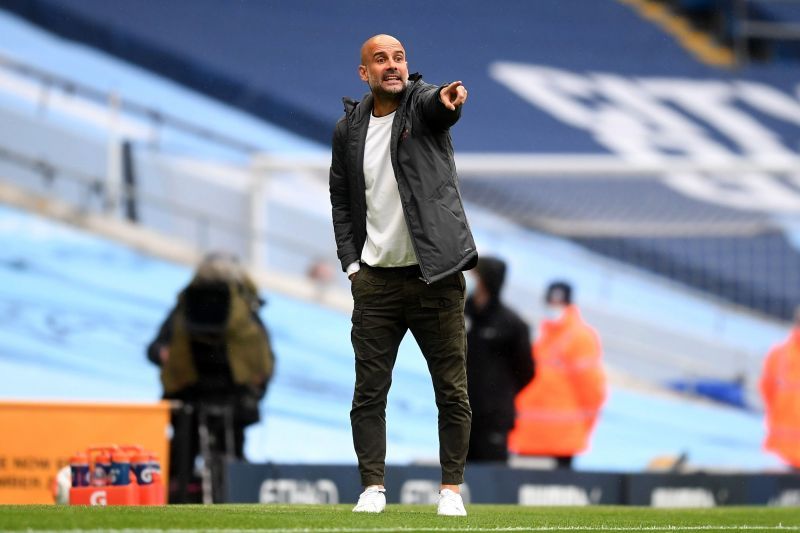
[329,34,477,516]
[509,282,605,469]
[465,257,534,463]
[760,305,800,470]
[147,253,274,502]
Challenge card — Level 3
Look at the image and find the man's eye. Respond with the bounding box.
[376,57,385,63]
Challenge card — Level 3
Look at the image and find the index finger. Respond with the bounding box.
[446,80,463,91]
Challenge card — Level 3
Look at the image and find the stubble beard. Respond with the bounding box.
[369,74,407,100]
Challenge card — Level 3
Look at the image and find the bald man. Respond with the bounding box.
[329,35,477,516]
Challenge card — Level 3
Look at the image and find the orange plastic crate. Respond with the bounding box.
[69,481,165,506]
[69,484,138,506]
[68,443,165,506]
[137,482,166,505]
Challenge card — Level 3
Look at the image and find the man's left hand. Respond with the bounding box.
[440,81,468,111]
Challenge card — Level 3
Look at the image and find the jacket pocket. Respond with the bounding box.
[431,181,464,221]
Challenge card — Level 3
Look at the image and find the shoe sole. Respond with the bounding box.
[353,507,385,513]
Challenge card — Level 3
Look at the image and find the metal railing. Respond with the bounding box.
[0,53,261,155]
[0,144,324,266]
[0,52,333,271]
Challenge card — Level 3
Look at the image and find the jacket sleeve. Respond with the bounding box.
[146,307,176,367]
[510,318,535,393]
[415,82,462,131]
[329,118,360,271]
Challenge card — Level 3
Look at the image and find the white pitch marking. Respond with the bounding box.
[8,526,800,533]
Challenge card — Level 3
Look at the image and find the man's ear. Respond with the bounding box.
[358,65,368,82]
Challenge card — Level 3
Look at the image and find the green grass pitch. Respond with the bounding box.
[1,504,799,532]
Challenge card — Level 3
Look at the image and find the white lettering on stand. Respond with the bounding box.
[518,484,601,506]
[651,487,716,507]
[400,480,471,504]
[259,479,338,504]
[490,62,800,213]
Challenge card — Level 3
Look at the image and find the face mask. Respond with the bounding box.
[543,305,565,321]
[465,274,477,296]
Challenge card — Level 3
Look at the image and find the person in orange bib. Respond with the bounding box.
[760,305,800,470]
[509,281,606,468]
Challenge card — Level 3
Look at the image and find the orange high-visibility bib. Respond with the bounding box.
[760,329,800,468]
[509,305,606,456]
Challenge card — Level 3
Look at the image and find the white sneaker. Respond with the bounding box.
[437,488,467,516]
[352,486,386,513]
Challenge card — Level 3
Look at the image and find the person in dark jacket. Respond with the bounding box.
[147,252,274,502]
[465,257,534,463]
[329,34,477,516]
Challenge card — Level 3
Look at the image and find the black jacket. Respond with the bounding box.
[329,73,478,284]
[465,296,534,432]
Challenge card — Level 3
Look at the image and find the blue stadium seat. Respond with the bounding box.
[2,0,796,319]
[0,204,783,470]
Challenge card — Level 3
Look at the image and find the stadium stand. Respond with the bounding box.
[661,0,800,61]
[0,0,797,322]
[0,204,783,471]
[0,1,795,474]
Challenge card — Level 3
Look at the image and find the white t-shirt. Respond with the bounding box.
[358,111,417,269]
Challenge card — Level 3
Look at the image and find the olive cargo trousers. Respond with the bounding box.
[350,264,471,487]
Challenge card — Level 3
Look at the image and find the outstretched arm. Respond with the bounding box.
[418,80,468,130]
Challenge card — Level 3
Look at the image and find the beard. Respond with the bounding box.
[368,72,407,98]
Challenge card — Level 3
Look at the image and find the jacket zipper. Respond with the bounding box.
[390,79,431,284]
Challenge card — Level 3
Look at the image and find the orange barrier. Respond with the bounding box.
[0,400,170,504]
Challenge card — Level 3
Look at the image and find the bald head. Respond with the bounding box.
[360,34,404,65]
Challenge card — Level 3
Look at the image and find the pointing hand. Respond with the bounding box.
[440,81,468,111]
